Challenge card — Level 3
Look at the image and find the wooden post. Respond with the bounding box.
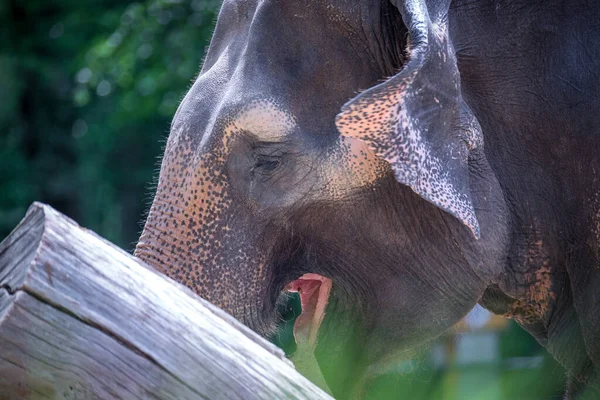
[0,202,333,400]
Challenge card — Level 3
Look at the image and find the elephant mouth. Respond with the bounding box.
[285,273,333,348]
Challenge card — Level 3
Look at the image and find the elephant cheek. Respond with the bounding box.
[320,137,390,199]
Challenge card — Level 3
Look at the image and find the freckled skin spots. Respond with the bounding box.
[336,18,482,238]
[320,137,390,199]
[136,97,387,324]
[485,227,560,327]
[229,99,297,142]
[136,121,272,328]
[503,264,556,325]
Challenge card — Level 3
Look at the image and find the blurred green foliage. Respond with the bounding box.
[0,0,219,248]
[365,321,566,400]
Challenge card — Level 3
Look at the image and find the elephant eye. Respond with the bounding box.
[253,155,281,174]
[250,141,290,177]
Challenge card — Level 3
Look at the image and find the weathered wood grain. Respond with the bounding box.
[0,202,333,400]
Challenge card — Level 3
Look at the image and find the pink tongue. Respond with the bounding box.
[286,273,332,349]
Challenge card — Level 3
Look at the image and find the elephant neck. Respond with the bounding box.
[456,148,511,285]
[477,171,598,392]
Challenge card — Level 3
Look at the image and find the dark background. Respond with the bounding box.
[0,1,567,398]
[0,0,219,251]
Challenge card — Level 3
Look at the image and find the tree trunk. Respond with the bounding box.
[0,202,333,400]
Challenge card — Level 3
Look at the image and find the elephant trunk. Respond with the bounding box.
[134,145,278,335]
[136,213,276,335]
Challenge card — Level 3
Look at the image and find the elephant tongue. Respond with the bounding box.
[286,273,332,349]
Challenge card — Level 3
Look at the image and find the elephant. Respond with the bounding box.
[135,0,600,397]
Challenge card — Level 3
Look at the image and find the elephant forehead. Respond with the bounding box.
[223,99,297,142]
[167,98,297,165]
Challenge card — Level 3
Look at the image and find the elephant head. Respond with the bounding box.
[136,0,510,395]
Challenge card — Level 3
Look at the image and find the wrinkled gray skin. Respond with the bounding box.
[136,0,600,397]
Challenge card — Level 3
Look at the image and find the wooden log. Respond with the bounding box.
[0,202,333,400]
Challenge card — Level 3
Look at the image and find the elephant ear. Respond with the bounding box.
[335,0,483,239]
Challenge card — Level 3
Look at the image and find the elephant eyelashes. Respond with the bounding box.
[253,155,281,174]
[250,142,290,177]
